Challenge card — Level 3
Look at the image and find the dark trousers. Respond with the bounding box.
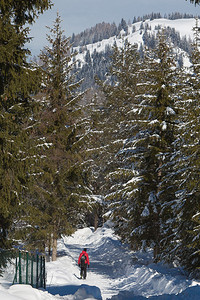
[80,265,87,279]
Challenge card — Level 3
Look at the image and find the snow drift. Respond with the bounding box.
[1,222,200,299]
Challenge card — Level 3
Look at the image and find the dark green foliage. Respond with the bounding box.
[0,0,52,26]
[68,14,200,274]
[95,41,145,246]
[0,249,15,277]
[0,4,200,274]
[167,18,200,274]
[189,212,200,264]
[0,0,51,271]
[0,33,40,251]
[18,14,88,257]
[96,30,181,261]
[0,19,41,100]
[132,31,178,256]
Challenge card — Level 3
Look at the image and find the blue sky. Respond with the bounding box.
[29,0,200,56]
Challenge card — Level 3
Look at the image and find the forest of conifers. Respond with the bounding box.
[0,0,200,277]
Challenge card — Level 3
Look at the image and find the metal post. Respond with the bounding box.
[36,254,39,289]
[19,251,22,284]
[26,252,29,284]
[13,251,46,289]
[13,256,18,284]
[40,256,43,288]
[43,256,46,289]
[31,255,34,287]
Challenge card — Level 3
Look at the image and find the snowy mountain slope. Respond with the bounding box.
[75,18,197,65]
[1,222,200,300]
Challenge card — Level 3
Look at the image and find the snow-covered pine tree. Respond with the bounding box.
[168,18,200,273]
[78,88,107,229]
[189,212,200,272]
[21,13,88,260]
[95,40,146,246]
[186,19,200,273]
[132,29,179,258]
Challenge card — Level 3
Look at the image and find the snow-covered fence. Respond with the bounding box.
[13,250,46,289]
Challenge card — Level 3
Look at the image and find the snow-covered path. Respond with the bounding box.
[46,224,127,299]
[45,223,200,300]
[1,222,200,300]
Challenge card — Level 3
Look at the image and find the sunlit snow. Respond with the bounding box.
[75,18,196,69]
[1,222,200,299]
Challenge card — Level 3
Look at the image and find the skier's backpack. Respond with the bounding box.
[80,254,86,266]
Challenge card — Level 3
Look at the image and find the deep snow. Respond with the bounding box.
[1,222,200,300]
[75,18,197,68]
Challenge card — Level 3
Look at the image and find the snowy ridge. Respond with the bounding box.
[1,222,200,299]
[75,18,197,67]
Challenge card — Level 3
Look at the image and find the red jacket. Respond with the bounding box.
[78,251,90,265]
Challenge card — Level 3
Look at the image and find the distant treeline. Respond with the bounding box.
[73,25,192,91]
[71,12,198,47]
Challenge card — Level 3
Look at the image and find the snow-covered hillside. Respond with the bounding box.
[1,222,200,300]
[75,18,196,67]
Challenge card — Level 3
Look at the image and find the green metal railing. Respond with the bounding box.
[13,250,46,289]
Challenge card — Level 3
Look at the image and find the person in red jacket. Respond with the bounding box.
[78,248,90,279]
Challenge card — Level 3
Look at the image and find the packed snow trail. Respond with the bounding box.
[46,224,125,299]
[45,222,200,300]
[1,222,200,299]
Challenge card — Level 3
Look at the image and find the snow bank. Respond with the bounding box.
[1,222,200,300]
[45,222,200,299]
[108,285,200,299]
[0,285,44,300]
[9,285,41,300]
[47,284,102,299]
[0,290,22,300]
[0,284,101,300]
[1,284,200,300]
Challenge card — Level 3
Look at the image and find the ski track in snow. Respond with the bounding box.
[45,223,200,300]
[1,222,200,300]
[46,225,122,300]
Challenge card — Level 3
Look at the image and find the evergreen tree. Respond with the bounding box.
[0,0,50,249]
[78,88,106,229]
[95,41,145,245]
[95,32,179,258]
[168,18,200,273]
[120,18,128,34]
[20,14,88,260]
[128,30,178,257]
[0,0,52,26]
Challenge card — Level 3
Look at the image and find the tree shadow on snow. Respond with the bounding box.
[107,285,200,300]
[47,283,102,300]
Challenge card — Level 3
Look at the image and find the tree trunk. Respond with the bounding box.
[46,236,51,262]
[52,235,57,261]
[94,213,98,231]
[153,243,160,262]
